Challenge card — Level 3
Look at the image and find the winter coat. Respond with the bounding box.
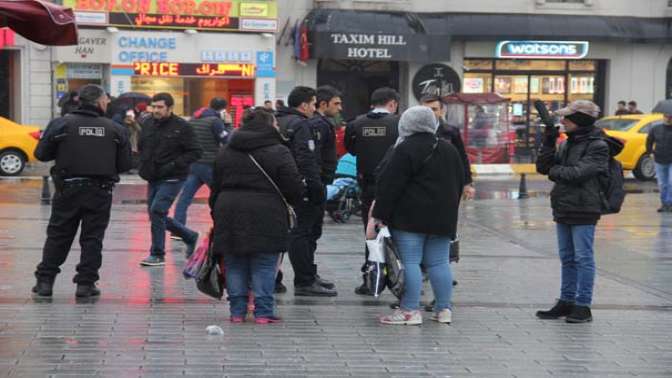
[536,126,621,224]
[138,114,202,182]
[345,111,399,183]
[437,120,473,185]
[209,123,304,257]
[646,122,672,164]
[372,132,465,239]
[276,106,323,203]
[189,108,231,165]
[308,113,338,185]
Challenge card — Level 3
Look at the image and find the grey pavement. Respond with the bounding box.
[0,179,671,377]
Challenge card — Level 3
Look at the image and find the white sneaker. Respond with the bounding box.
[431,309,452,324]
[379,309,422,325]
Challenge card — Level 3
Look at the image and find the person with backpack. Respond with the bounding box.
[536,100,624,323]
[172,98,232,231]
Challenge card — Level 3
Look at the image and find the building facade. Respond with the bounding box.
[276,0,672,160]
[0,28,53,127]
[52,0,278,124]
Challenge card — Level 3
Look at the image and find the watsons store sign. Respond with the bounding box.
[496,41,589,60]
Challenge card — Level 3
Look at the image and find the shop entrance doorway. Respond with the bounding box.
[0,50,19,121]
[317,59,399,121]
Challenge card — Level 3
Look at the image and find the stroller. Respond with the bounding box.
[326,154,361,223]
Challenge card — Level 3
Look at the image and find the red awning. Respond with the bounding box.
[0,0,77,46]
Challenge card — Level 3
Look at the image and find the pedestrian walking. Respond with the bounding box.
[276,86,337,296]
[615,100,629,116]
[627,100,643,114]
[646,111,672,212]
[32,84,132,298]
[372,106,465,325]
[138,93,202,267]
[536,100,622,323]
[172,97,232,231]
[421,95,475,199]
[209,108,303,323]
[122,108,142,171]
[345,87,400,295]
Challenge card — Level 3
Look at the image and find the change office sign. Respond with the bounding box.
[496,41,589,60]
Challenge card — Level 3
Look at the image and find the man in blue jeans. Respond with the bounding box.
[172,98,232,232]
[536,100,620,323]
[646,112,672,212]
[138,93,202,266]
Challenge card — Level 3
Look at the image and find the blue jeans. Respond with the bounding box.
[224,252,280,318]
[174,163,214,226]
[556,223,596,307]
[390,228,453,312]
[147,180,198,257]
[655,163,672,206]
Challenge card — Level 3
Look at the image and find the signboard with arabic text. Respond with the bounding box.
[64,0,277,32]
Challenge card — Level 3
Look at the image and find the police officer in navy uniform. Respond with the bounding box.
[345,87,400,295]
[276,86,337,297]
[32,84,132,298]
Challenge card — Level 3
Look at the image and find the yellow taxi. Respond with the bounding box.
[0,116,41,176]
[595,113,663,181]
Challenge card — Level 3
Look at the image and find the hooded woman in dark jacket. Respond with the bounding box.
[209,108,303,324]
[372,106,465,326]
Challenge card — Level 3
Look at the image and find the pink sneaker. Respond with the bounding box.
[379,309,422,325]
[255,316,282,324]
[230,316,244,323]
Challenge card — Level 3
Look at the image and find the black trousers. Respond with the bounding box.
[288,200,324,287]
[35,182,113,285]
[359,179,376,272]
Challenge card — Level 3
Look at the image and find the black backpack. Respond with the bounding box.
[584,138,625,214]
[561,137,626,215]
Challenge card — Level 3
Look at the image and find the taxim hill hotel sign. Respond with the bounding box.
[64,0,277,32]
[496,41,590,60]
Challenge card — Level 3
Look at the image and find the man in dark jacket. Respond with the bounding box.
[421,95,475,199]
[646,112,672,212]
[535,100,618,323]
[173,97,232,229]
[277,86,336,297]
[345,87,400,295]
[32,84,132,298]
[138,93,202,267]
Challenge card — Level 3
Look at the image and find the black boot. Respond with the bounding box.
[566,305,592,323]
[76,283,101,298]
[295,282,337,297]
[536,300,574,319]
[32,278,54,297]
[315,275,335,290]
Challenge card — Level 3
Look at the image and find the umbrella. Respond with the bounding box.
[652,100,672,115]
[0,0,78,46]
[108,92,151,118]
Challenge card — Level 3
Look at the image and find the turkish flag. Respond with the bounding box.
[0,27,14,49]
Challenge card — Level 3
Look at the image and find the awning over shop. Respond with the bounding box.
[305,8,451,62]
[306,9,672,61]
[423,13,672,42]
[0,0,78,46]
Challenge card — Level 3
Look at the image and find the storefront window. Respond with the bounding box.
[462,58,603,160]
[463,73,492,93]
[495,59,566,71]
[464,59,493,70]
[130,76,254,118]
[569,60,596,71]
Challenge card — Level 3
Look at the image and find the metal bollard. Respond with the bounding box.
[40,176,51,204]
[518,173,529,199]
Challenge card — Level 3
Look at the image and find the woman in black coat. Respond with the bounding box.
[209,108,303,324]
[372,106,465,326]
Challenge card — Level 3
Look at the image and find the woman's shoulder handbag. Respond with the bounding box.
[248,153,298,229]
